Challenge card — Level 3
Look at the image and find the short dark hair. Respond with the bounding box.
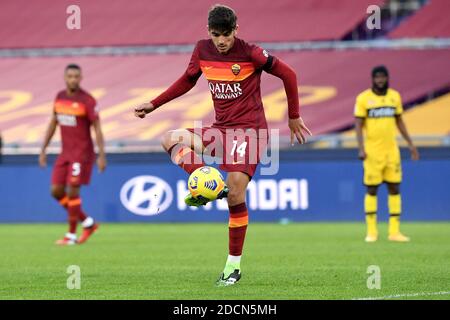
[65,64,81,72]
[372,65,389,78]
[208,4,237,33]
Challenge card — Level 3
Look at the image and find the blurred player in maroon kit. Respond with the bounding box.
[134,5,311,285]
[40,64,106,245]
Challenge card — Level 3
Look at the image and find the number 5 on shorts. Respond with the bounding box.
[72,162,81,176]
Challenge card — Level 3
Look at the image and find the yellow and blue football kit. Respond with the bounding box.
[355,87,408,241]
[354,88,403,186]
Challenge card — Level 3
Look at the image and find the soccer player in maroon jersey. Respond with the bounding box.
[134,5,311,285]
[39,64,106,245]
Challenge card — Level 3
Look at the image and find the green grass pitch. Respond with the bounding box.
[0,222,449,300]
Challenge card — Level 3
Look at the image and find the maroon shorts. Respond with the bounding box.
[187,127,268,178]
[51,156,94,186]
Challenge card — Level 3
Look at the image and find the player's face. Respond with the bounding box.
[373,73,388,90]
[209,28,237,54]
[64,68,82,91]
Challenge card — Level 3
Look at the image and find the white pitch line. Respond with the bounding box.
[352,291,450,300]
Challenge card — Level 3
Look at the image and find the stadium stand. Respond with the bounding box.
[1,48,449,148]
[390,0,450,38]
[401,93,450,135]
[1,0,449,153]
[0,0,384,48]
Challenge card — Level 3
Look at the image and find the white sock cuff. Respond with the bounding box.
[227,255,241,264]
[82,217,94,228]
[65,233,77,240]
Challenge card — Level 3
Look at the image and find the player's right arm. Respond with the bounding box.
[354,94,367,160]
[39,113,58,167]
[355,117,366,160]
[134,43,202,119]
[134,69,199,118]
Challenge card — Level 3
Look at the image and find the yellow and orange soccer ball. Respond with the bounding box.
[188,166,226,201]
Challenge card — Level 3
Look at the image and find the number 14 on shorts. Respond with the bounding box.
[230,140,247,157]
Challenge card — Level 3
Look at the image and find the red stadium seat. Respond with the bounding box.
[390,0,450,38]
[0,49,449,145]
[0,0,384,48]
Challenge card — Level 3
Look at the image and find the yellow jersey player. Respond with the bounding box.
[355,65,419,243]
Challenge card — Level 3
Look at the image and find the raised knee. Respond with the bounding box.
[160,131,175,151]
[162,130,185,151]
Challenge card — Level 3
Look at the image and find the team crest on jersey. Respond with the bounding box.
[231,64,241,76]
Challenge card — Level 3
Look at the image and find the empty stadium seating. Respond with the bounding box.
[0,0,384,48]
[390,0,450,38]
[1,48,449,146]
[402,93,450,135]
[1,0,448,149]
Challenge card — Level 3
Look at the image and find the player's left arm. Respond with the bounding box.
[396,115,419,161]
[394,93,419,160]
[88,99,107,172]
[92,119,107,172]
[257,50,311,144]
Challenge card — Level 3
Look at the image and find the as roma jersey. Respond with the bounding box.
[188,38,274,131]
[53,88,98,162]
